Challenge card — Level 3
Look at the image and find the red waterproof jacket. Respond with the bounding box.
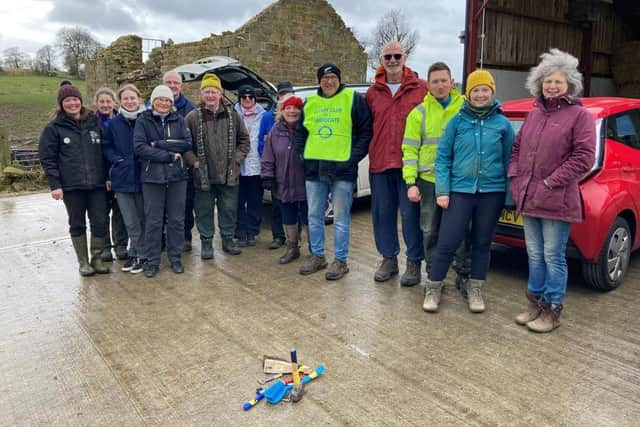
[365,66,427,173]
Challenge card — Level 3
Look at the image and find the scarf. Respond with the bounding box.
[466,100,496,118]
[118,105,145,120]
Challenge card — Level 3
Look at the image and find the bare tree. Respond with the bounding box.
[56,26,101,78]
[35,44,57,74]
[368,9,420,70]
[3,47,27,69]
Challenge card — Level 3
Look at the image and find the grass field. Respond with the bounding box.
[0,74,87,143]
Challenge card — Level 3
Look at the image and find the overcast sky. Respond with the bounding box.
[0,0,466,81]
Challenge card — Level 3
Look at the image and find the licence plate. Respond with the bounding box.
[498,209,523,226]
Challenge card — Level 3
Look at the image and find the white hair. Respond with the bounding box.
[525,48,583,97]
[162,70,182,84]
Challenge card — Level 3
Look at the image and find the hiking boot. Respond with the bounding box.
[300,225,311,254]
[423,279,444,312]
[247,234,257,246]
[115,247,129,260]
[279,242,300,264]
[100,247,114,262]
[527,302,562,333]
[455,274,469,298]
[183,240,192,252]
[374,256,399,282]
[121,257,136,272]
[171,260,184,274]
[222,237,242,255]
[279,224,299,264]
[268,237,285,250]
[201,238,214,260]
[515,291,541,325]
[466,279,486,313]
[90,236,111,274]
[400,258,421,286]
[130,258,145,274]
[71,235,95,276]
[299,254,328,275]
[236,236,248,247]
[326,259,349,280]
[144,264,159,278]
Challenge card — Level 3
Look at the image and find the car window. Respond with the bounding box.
[607,110,640,149]
[508,119,524,134]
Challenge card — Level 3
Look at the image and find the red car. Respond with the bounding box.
[495,97,640,291]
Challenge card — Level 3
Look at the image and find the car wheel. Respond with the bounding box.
[581,217,631,291]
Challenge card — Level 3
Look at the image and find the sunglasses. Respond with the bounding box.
[383,53,403,61]
[240,94,255,100]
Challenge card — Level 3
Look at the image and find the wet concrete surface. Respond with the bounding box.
[1,192,640,426]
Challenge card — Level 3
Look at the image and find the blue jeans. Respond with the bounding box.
[306,179,354,262]
[370,169,423,261]
[523,216,572,306]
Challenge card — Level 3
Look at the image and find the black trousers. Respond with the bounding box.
[235,175,263,238]
[62,189,108,237]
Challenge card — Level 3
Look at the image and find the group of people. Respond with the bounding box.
[39,43,595,334]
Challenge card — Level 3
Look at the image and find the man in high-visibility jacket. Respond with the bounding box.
[295,64,372,280]
[402,62,471,295]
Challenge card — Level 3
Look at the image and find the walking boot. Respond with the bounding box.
[466,279,486,313]
[183,239,193,252]
[326,259,349,280]
[279,225,300,264]
[247,234,257,246]
[268,237,285,250]
[400,258,421,287]
[222,237,242,255]
[300,225,312,254]
[115,246,129,260]
[90,236,111,274]
[201,238,214,260]
[299,254,327,275]
[236,236,248,247]
[423,279,444,312]
[71,235,95,276]
[515,291,541,325]
[374,256,399,282]
[100,246,114,262]
[527,302,562,333]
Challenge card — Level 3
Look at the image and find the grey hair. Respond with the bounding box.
[163,70,182,83]
[525,48,583,97]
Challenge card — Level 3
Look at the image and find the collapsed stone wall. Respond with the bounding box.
[87,0,367,101]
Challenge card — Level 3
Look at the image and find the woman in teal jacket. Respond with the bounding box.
[423,69,514,314]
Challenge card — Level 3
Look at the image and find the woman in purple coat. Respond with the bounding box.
[509,49,596,333]
[261,96,307,264]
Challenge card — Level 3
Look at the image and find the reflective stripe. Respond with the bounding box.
[418,165,434,172]
[402,137,420,147]
[403,159,418,166]
[422,137,439,145]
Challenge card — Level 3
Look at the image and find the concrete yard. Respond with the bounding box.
[1,192,639,426]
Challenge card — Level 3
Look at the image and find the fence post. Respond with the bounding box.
[0,127,9,173]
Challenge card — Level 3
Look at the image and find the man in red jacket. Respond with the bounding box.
[365,41,427,285]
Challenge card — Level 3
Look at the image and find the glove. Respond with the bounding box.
[262,178,275,191]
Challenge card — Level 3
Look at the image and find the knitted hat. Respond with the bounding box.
[276,80,294,95]
[466,69,496,98]
[150,85,174,104]
[317,64,341,83]
[201,73,222,91]
[281,96,303,110]
[237,85,256,98]
[57,84,83,108]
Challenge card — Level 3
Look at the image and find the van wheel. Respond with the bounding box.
[581,217,631,291]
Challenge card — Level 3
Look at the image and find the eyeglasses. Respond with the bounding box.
[383,53,403,61]
[240,95,255,100]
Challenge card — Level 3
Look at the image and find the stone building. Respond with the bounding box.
[86,0,367,99]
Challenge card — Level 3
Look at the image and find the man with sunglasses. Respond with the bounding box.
[234,85,266,247]
[295,64,372,280]
[365,41,427,286]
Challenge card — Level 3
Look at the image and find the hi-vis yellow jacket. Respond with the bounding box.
[401,89,464,184]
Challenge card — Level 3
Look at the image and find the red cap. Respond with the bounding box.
[281,96,303,110]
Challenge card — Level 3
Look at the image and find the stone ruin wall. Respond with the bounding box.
[87,0,367,102]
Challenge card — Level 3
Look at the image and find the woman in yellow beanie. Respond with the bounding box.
[422,69,514,314]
